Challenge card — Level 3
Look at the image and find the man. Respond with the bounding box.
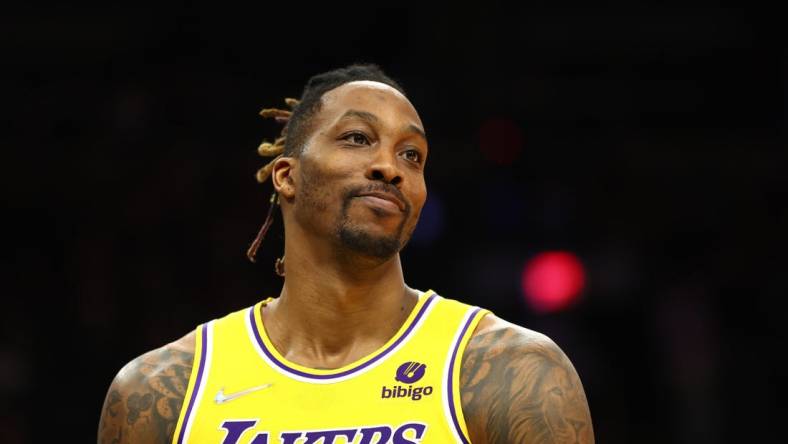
[98,64,594,444]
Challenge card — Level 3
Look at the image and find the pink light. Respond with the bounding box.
[522,251,586,313]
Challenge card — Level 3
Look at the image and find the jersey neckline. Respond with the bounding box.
[247,290,438,382]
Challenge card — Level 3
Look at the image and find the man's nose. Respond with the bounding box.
[366,147,403,186]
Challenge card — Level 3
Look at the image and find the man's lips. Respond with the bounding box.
[355,191,406,212]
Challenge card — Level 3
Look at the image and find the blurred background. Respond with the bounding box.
[3,2,786,443]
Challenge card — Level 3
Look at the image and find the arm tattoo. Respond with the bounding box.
[460,325,594,444]
[98,346,194,444]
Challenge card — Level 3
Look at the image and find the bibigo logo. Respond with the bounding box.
[381,361,433,401]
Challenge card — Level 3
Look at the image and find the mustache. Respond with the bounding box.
[344,183,411,213]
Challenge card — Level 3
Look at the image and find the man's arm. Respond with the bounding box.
[460,315,594,444]
[98,332,195,444]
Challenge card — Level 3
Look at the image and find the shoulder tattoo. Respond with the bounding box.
[98,346,194,444]
[460,324,594,444]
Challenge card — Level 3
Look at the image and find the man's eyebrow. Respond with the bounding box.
[339,109,379,124]
[339,109,427,140]
[405,124,427,141]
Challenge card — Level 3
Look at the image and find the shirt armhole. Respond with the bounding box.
[445,307,490,443]
[171,323,208,444]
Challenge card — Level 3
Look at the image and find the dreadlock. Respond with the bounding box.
[245,98,295,269]
[247,63,408,271]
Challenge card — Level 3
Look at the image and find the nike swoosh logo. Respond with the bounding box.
[214,383,273,404]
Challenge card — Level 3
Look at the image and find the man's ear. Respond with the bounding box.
[272,156,296,200]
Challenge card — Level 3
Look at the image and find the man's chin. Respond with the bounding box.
[337,225,403,260]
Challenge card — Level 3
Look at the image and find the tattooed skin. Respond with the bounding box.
[460,316,594,444]
[98,335,195,444]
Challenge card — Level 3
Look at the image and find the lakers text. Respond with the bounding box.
[219,421,427,444]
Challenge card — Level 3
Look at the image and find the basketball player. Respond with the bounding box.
[98,64,594,443]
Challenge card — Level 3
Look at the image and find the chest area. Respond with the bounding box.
[197,359,444,443]
[179,295,480,444]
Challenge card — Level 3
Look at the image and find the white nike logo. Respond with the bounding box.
[214,383,273,404]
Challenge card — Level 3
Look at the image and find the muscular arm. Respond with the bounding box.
[460,316,594,444]
[98,332,195,444]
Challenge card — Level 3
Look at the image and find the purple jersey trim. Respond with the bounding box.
[447,307,482,444]
[176,323,208,444]
[249,293,438,380]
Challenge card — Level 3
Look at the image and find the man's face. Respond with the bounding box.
[290,80,428,261]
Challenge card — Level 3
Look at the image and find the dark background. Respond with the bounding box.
[4,3,786,443]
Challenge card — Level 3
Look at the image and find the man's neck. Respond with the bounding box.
[261,233,418,370]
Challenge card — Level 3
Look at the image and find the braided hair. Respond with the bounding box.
[247,64,407,271]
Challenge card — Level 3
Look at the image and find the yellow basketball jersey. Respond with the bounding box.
[171,290,490,444]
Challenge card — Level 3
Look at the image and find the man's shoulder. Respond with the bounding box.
[97,331,196,444]
[469,313,557,356]
[460,314,567,401]
[460,314,595,444]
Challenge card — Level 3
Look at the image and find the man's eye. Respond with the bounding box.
[404,149,421,163]
[343,132,370,145]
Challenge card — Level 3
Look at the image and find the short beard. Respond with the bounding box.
[335,185,411,261]
[338,224,403,260]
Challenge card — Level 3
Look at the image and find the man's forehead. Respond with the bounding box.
[320,81,422,126]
